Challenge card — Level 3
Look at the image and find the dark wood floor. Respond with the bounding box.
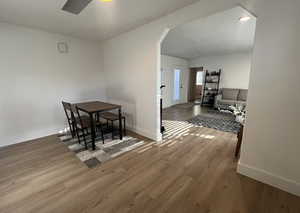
[162,102,226,121]
[0,104,299,212]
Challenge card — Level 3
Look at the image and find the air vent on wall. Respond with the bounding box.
[57,42,69,53]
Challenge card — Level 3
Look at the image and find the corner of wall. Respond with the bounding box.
[237,162,300,197]
[127,125,160,142]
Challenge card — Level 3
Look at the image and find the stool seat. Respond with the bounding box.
[99,112,126,139]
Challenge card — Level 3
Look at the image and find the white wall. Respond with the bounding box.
[189,52,252,89]
[102,26,164,140]
[161,55,189,108]
[0,22,106,147]
[238,1,300,196]
[102,0,235,142]
[101,1,300,196]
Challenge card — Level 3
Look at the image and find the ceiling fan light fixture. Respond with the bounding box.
[239,16,251,22]
[62,0,93,14]
[62,0,112,15]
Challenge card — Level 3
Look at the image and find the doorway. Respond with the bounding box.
[160,59,189,109]
[173,68,182,104]
[188,67,204,103]
[159,6,256,141]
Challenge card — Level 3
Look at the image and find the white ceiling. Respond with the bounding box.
[161,7,256,59]
[0,0,200,41]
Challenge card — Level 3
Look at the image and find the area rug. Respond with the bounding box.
[187,115,241,133]
[207,109,235,119]
[59,133,144,168]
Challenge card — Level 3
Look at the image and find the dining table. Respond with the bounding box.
[74,101,122,150]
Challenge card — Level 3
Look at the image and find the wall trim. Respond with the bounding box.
[237,162,300,197]
[0,131,59,148]
[0,124,158,149]
[127,125,158,142]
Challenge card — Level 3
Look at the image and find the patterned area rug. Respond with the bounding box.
[207,109,235,119]
[59,133,144,168]
[187,114,241,133]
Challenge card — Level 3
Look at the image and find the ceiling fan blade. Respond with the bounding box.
[62,0,93,15]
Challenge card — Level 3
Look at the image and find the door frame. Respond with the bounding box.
[173,68,183,105]
[188,67,204,102]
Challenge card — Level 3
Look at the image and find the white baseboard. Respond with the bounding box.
[0,125,159,149]
[237,162,300,197]
[126,125,159,141]
[0,130,58,148]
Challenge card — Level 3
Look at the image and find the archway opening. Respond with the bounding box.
[157,6,257,145]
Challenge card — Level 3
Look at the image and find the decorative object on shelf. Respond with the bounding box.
[201,69,222,107]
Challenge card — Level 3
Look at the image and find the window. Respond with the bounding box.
[196,71,203,85]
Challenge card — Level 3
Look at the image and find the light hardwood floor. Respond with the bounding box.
[0,105,299,212]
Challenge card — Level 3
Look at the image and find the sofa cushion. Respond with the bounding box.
[238,89,248,101]
[222,88,239,100]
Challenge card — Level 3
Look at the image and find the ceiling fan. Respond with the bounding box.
[62,0,111,15]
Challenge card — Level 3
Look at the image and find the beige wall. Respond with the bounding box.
[1,0,299,197]
[0,22,106,147]
[101,1,300,196]
[238,1,300,196]
[189,52,252,89]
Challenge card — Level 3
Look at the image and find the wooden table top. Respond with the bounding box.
[75,101,121,114]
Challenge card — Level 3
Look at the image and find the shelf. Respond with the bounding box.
[201,69,221,107]
[206,74,221,77]
[204,89,218,91]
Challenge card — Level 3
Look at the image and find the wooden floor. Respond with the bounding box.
[0,105,299,212]
[162,102,226,121]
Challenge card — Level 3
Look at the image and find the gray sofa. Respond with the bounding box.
[214,88,248,109]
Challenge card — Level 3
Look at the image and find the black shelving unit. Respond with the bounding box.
[201,69,222,107]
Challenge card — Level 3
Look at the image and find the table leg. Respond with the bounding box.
[235,139,242,158]
[90,113,96,150]
[235,125,244,158]
[118,108,123,140]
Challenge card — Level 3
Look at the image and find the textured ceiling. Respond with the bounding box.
[161,7,256,59]
[0,0,200,41]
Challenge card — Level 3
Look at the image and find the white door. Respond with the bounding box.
[173,69,183,104]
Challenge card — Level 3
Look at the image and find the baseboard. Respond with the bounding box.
[0,131,58,148]
[0,124,159,149]
[126,125,159,142]
[237,162,300,197]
